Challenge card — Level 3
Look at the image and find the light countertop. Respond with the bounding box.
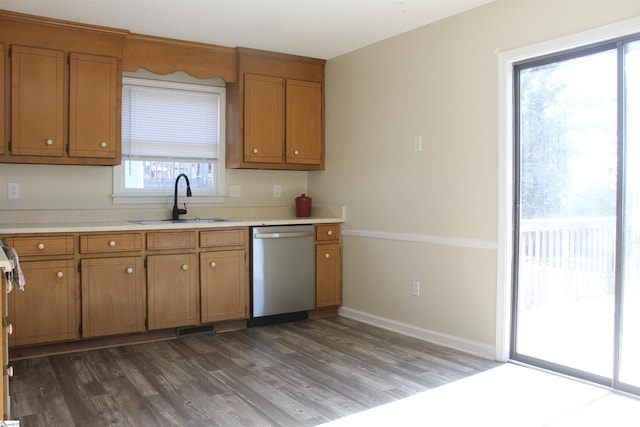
[0,216,343,234]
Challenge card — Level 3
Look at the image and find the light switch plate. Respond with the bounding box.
[8,182,20,199]
[413,135,422,152]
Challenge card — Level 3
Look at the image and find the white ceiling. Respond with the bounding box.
[0,0,493,59]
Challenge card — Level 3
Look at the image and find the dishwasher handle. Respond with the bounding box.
[254,231,313,239]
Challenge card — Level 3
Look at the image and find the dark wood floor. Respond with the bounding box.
[9,317,499,426]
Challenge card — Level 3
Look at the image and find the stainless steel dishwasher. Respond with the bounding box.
[250,224,314,326]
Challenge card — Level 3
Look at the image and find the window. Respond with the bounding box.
[113,77,226,204]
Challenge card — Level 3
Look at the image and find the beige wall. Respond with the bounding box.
[311,0,640,353]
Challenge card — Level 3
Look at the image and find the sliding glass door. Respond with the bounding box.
[618,39,640,390]
[512,36,640,394]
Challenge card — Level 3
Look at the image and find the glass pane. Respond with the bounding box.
[516,48,617,377]
[124,160,215,191]
[619,39,640,388]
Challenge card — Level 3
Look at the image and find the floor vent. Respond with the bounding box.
[177,324,215,337]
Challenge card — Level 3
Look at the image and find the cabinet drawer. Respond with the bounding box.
[147,231,197,251]
[5,235,74,256]
[315,224,340,242]
[80,233,142,253]
[200,228,246,248]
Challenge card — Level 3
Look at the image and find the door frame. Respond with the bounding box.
[495,16,640,363]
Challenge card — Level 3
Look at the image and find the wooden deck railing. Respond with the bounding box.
[518,217,618,310]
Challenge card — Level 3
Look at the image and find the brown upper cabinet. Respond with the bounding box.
[0,11,127,166]
[11,45,65,157]
[0,11,326,170]
[68,52,119,159]
[227,48,326,170]
[0,43,5,156]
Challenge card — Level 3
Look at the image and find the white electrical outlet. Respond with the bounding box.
[229,185,241,198]
[8,182,20,199]
[273,184,282,198]
[412,280,421,296]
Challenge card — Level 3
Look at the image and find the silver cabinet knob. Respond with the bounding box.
[126,267,134,274]
[56,271,64,278]
[100,141,108,148]
[210,262,216,268]
[46,139,54,146]
[37,243,45,250]
[109,240,116,247]
[182,264,189,270]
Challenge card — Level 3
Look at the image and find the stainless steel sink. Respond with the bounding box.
[128,218,233,225]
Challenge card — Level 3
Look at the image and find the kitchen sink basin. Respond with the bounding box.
[128,218,234,225]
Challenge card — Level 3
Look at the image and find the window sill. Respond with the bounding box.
[111,193,227,205]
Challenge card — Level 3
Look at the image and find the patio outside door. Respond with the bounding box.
[512,37,640,394]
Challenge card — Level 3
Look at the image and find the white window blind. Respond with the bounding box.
[113,76,226,204]
[122,78,220,160]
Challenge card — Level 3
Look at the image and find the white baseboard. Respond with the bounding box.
[339,306,495,360]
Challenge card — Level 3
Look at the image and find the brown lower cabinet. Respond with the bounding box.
[4,233,78,347]
[3,224,340,349]
[315,224,343,308]
[80,256,146,338]
[8,259,77,346]
[200,250,246,323]
[147,253,198,330]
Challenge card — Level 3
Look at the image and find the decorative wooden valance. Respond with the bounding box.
[122,33,238,82]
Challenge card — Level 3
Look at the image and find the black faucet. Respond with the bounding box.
[172,173,192,220]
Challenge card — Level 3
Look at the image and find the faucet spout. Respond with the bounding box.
[172,173,192,220]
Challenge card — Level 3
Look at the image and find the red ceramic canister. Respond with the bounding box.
[295,193,312,217]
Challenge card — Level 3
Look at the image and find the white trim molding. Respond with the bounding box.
[342,229,497,250]
[496,15,640,363]
[340,307,495,360]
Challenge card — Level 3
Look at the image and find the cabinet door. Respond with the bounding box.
[68,52,118,159]
[244,74,284,164]
[11,45,64,156]
[316,244,342,307]
[9,260,77,346]
[0,43,4,156]
[286,79,323,165]
[147,254,198,330]
[81,256,145,338]
[200,250,246,323]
